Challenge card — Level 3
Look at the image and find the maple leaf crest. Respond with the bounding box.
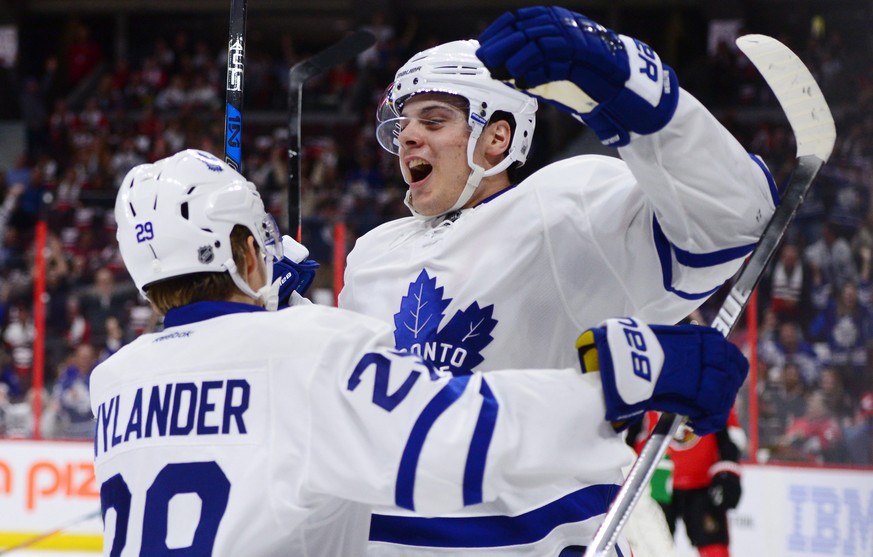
[393,269,497,376]
[394,269,451,351]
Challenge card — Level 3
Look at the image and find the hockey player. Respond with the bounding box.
[633,411,745,557]
[93,148,747,556]
[335,5,777,556]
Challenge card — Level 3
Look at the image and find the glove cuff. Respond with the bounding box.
[708,460,742,479]
[578,318,664,424]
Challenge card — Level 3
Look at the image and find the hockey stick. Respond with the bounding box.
[224,0,247,171]
[0,509,101,555]
[584,34,836,557]
[287,30,375,239]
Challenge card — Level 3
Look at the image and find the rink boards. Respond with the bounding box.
[0,439,870,555]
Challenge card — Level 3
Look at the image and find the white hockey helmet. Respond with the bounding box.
[376,39,537,218]
[115,149,283,307]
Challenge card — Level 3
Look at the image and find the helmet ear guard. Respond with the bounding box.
[115,149,283,307]
[376,40,537,218]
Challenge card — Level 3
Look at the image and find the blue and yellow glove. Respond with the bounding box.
[576,317,748,435]
[477,6,679,147]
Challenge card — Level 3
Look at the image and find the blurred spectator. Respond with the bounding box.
[818,366,855,425]
[760,360,808,452]
[762,243,812,323]
[0,350,23,401]
[2,303,35,390]
[63,296,90,349]
[98,316,126,362]
[18,58,57,160]
[79,267,135,348]
[804,221,857,290]
[808,281,872,392]
[844,391,873,465]
[778,391,845,464]
[759,320,820,386]
[50,343,96,438]
[65,21,104,86]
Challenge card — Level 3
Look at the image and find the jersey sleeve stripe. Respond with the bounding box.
[652,219,722,301]
[748,152,780,206]
[371,484,620,548]
[396,375,472,511]
[462,379,499,506]
[655,217,757,269]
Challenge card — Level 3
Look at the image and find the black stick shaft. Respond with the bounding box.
[287,30,375,239]
[585,155,826,557]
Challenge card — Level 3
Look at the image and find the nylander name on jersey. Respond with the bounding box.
[94,378,250,456]
[393,269,497,376]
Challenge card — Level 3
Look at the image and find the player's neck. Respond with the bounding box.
[463,173,511,209]
[225,292,263,307]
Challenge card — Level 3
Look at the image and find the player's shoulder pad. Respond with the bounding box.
[521,154,630,193]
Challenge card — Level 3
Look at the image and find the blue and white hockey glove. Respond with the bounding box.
[272,235,319,307]
[576,318,747,436]
[476,6,679,147]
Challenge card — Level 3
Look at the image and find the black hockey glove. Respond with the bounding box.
[708,461,742,510]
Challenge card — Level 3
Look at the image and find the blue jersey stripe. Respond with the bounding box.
[396,375,472,511]
[672,241,756,268]
[652,219,722,301]
[749,152,780,205]
[463,379,499,506]
[372,484,620,548]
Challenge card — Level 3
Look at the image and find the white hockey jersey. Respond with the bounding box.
[90,300,634,557]
[340,90,777,555]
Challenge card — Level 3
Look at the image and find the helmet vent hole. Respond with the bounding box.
[187,186,196,194]
[128,203,136,217]
[180,202,189,220]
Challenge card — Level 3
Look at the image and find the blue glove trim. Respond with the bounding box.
[589,322,748,435]
[476,6,680,147]
[273,257,320,306]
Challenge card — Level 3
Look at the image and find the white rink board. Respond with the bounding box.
[0,439,100,527]
[676,463,873,557]
[0,441,871,555]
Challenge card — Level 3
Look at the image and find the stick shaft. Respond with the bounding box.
[224,0,247,171]
[287,30,375,239]
[585,156,824,557]
[584,33,835,557]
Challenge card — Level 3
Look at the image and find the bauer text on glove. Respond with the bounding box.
[476,5,679,147]
[576,317,748,435]
[272,235,319,307]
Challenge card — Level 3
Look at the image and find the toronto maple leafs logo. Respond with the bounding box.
[393,269,497,376]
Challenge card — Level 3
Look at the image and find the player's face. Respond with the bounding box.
[397,94,483,216]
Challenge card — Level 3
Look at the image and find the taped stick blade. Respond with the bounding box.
[736,34,836,162]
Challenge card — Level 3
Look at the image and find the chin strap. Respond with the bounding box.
[225,257,279,311]
[403,121,519,220]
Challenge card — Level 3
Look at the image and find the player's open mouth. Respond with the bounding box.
[407,158,433,183]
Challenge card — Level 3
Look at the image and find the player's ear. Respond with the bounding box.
[244,235,261,283]
[484,119,512,159]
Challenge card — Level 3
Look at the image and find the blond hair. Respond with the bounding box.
[146,225,252,315]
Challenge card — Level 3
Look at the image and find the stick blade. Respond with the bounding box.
[289,30,375,84]
[736,34,836,162]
